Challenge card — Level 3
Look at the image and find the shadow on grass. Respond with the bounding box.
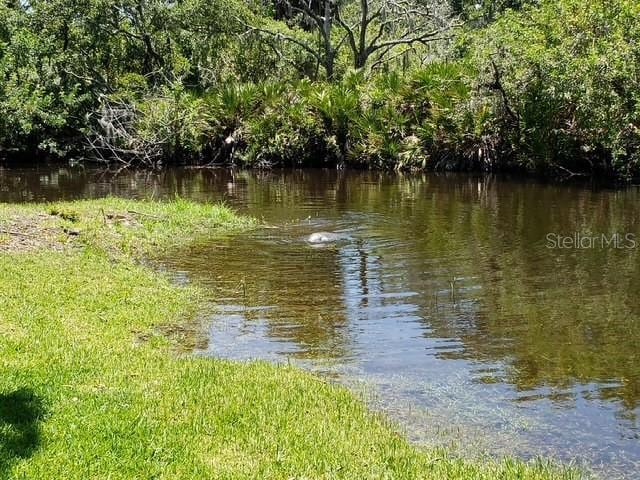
[0,389,45,476]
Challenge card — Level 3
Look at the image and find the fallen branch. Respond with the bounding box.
[127,210,164,219]
[0,229,36,238]
[85,96,167,168]
[550,162,590,180]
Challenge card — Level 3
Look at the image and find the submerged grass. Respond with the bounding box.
[0,198,578,479]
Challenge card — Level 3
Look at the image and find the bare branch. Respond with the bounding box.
[370,46,415,71]
[370,25,453,52]
[84,96,167,168]
[333,0,460,71]
[239,19,322,61]
[335,9,358,56]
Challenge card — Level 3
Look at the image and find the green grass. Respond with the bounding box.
[0,199,577,479]
[0,197,254,257]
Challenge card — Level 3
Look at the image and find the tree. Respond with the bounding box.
[336,0,455,70]
[247,0,457,80]
[245,0,339,79]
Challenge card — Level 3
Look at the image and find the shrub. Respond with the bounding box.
[242,87,329,167]
[467,0,640,178]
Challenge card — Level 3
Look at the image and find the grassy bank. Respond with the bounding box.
[1,198,575,479]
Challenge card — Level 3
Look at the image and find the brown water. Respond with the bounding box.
[2,165,640,477]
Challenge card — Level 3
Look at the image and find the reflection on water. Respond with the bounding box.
[2,165,640,477]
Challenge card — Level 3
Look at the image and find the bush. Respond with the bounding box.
[135,88,211,159]
[466,0,640,178]
[242,85,329,166]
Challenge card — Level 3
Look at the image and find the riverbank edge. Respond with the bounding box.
[2,157,635,190]
[0,198,577,479]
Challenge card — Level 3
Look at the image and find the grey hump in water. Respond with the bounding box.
[307,232,341,243]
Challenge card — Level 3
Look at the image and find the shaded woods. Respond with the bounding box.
[0,0,639,179]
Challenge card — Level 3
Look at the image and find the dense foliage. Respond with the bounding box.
[0,0,268,155]
[0,0,638,178]
[466,0,640,178]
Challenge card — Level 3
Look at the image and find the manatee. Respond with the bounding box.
[307,232,342,243]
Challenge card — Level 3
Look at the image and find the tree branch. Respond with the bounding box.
[239,19,322,61]
[335,8,357,57]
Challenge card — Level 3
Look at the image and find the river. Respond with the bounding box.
[2,165,639,478]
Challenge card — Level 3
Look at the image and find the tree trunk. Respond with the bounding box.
[325,53,335,80]
[356,0,369,69]
[354,50,368,69]
[322,0,335,80]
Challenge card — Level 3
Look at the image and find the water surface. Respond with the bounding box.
[2,165,640,477]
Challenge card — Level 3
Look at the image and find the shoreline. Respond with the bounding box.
[0,161,635,193]
[0,198,577,478]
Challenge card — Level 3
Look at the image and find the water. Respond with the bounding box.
[2,165,640,477]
